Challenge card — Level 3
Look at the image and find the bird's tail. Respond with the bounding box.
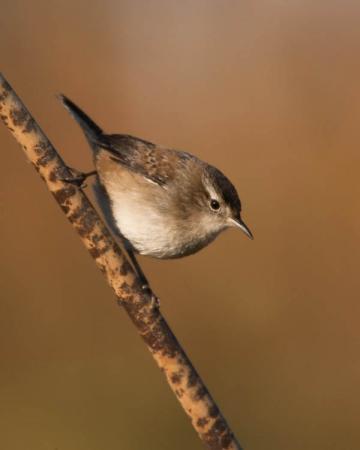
[59,94,103,148]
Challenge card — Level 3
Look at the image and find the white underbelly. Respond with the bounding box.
[104,168,224,258]
[111,196,179,258]
[111,196,220,258]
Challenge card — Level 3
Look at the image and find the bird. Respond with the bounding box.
[59,95,253,287]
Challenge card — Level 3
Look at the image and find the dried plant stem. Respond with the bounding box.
[0,73,243,450]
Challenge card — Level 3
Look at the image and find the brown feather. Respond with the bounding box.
[94,134,195,186]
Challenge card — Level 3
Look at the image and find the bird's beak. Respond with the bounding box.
[229,217,254,240]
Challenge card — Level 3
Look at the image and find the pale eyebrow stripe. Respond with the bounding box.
[202,177,220,200]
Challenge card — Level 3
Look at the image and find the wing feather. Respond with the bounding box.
[95,134,193,186]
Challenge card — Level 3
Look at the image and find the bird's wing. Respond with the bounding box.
[95,134,192,187]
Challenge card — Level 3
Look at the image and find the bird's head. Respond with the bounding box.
[195,165,253,239]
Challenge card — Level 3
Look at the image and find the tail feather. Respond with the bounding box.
[59,94,103,144]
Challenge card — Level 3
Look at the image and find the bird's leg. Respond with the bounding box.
[61,167,97,188]
[124,243,160,308]
[126,249,149,289]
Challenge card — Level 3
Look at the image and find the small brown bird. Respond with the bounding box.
[60,96,253,285]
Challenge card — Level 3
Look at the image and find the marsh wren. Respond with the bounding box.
[60,96,253,285]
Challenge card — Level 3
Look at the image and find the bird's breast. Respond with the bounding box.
[109,190,220,259]
[100,163,223,259]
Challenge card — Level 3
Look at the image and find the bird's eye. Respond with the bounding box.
[210,199,220,211]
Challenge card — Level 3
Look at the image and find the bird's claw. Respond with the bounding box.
[60,167,97,188]
[60,167,88,188]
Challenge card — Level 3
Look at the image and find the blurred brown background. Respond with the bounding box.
[1,1,360,449]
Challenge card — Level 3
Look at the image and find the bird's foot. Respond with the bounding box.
[60,167,97,188]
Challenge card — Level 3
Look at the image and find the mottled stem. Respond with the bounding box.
[0,73,243,450]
